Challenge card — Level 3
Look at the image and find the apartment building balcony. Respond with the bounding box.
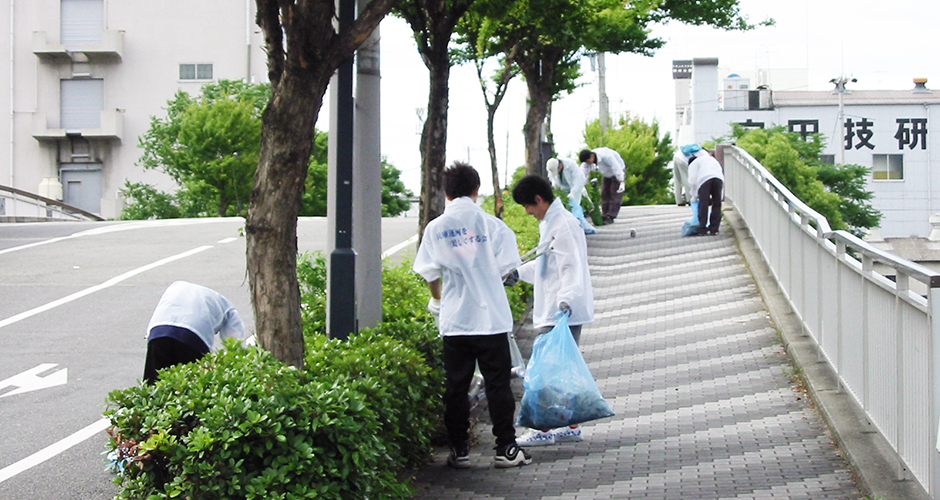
[31,110,124,142]
[32,30,124,63]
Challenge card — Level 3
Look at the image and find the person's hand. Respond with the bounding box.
[616,181,625,193]
[427,298,441,319]
[559,301,571,316]
[503,269,519,287]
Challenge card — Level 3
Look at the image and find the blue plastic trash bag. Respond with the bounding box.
[681,200,700,236]
[571,205,597,235]
[516,314,615,429]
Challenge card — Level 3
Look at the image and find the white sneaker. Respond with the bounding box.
[516,429,555,447]
[553,425,584,443]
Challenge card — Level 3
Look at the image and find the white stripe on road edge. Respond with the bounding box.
[217,237,238,244]
[0,245,213,330]
[381,234,418,259]
[0,418,110,484]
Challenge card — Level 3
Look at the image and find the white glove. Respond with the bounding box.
[427,298,441,319]
[616,181,625,193]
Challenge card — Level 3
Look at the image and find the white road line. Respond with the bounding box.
[0,418,110,484]
[0,245,213,330]
[217,237,238,244]
[382,234,418,259]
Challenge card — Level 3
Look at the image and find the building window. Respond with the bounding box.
[872,154,903,180]
[179,63,213,81]
[819,155,835,165]
[61,78,104,130]
[61,0,103,51]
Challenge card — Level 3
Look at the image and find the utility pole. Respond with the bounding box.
[831,75,855,166]
[326,0,358,340]
[598,53,609,134]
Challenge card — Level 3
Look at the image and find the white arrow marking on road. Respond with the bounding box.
[0,245,213,330]
[0,364,68,398]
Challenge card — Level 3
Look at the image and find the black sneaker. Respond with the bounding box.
[447,445,470,469]
[494,443,532,468]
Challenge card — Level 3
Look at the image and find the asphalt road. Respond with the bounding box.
[0,216,419,499]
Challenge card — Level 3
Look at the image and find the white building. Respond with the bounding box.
[675,57,940,238]
[0,0,268,218]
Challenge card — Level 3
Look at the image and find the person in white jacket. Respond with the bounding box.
[688,149,725,235]
[579,147,625,225]
[413,162,531,469]
[509,174,595,447]
[143,281,246,385]
[673,144,702,205]
[546,157,596,234]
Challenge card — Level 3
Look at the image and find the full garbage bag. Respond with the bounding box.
[681,200,701,236]
[516,314,615,429]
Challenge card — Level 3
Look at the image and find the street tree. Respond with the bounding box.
[137,80,268,216]
[732,125,880,237]
[491,0,768,174]
[248,0,397,367]
[454,8,520,219]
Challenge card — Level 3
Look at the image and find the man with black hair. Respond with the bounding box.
[579,147,625,225]
[509,174,595,447]
[413,162,531,469]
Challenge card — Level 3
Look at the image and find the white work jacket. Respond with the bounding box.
[413,197,522,336]
[688,150,724,194]
[590,147,625,182]
[147,281,245,351]
[517,199,594,328]
[548,158,588,208]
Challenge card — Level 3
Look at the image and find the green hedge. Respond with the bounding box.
[105,340,416,499]
[106,212,538,498]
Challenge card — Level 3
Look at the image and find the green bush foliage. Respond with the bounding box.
[583,114,674,206]
[105,340,415,499]
[731,125,881,236]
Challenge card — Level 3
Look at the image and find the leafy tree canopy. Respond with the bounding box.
[731,125,881,236]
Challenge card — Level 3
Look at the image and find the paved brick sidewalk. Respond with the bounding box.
[410,205,862,499]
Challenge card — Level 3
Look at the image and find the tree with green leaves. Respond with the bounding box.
[137,80,268,216]
[732,126,881,236]
[454,8,520,219]
[394,0,479,235]
[584,113,673,206]
[485,0,769,174]
[247,0,395,367]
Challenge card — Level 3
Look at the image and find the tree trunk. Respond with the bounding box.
[418,47,451,238]
[247,75,328,368]
[486,106,503,218]
[518,54,556,176]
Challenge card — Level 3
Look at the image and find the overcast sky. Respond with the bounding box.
[316,0,940,196]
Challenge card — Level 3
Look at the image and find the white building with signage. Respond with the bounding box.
[675,57,940,239]
[0,0,268,218]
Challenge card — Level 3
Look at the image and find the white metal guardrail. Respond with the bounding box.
[0,184,103,222]
[722,144,940,497]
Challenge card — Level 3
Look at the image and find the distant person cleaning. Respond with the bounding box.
[142,281,246,385]
[579,147,625,226]
[546,157,596,234]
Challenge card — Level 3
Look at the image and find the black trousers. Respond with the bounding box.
[143,337,206,385]
[443,333,517,449]
[601,176,622,219]
[697,178,723,234]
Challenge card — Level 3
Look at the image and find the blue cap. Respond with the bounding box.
[680,144,702,157]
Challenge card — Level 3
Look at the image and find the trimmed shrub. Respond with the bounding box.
[105,341,413,499]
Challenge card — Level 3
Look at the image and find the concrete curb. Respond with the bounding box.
[726,206,930,500]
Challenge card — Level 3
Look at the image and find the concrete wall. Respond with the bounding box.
[0,0,269,218]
